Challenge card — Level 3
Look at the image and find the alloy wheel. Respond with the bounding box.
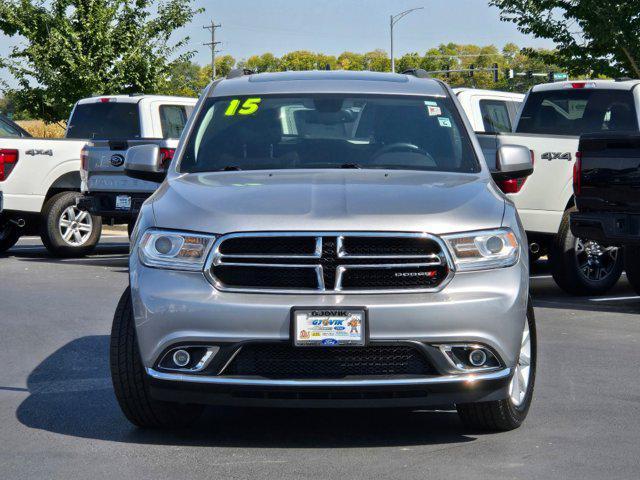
[58,206,93,246]
[509,320,531,407]
[575,238,618,282]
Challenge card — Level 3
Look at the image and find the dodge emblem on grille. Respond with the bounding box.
[394,271,432,277]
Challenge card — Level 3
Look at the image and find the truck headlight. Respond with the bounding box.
[138,229,216,271]
[442,228,519,271]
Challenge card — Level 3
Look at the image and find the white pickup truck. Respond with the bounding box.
[0,94,196,256]
[478,79,640,295]
[454,88,524,133]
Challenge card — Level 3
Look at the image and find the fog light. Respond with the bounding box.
[469,349,487,367]
[172,349,190,367]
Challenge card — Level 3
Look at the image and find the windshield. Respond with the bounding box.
[179,95,480,174]
[517,89,638,135]
[66,102,141,139]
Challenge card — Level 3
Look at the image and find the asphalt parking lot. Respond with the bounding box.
[1,236,640,480]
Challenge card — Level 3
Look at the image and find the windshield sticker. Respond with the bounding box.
[438,117,452,128]
[427,105,442,116]
[225,98,262,116]
[424,100,438,107]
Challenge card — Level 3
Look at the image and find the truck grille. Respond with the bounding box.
[207,232,451,293]
[222,343,436,379]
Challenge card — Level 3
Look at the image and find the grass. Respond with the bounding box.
[16,120,66,138]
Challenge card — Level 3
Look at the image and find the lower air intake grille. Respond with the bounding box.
[223,344,435,379]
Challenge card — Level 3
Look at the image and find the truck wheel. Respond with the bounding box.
[110,288,204,428]
[624,246,640,296]
[40,192,102,257]
[0,222,21,254]
[549,207,623,296]
[457,299,536,431]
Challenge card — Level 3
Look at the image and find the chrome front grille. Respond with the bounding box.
[206,232,453,293]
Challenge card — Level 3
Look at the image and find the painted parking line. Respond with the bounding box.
[589,295,640,302]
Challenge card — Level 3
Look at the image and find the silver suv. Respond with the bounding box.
[110,70,536,431]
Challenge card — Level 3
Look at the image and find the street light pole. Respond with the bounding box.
[390,7,424,73]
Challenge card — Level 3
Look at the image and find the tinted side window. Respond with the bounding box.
[66,102,141,139]
[517,90,638,135]
[159,105,189,138]
[479,100,512,133]
[0,118,22,137]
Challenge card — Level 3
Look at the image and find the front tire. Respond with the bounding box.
[40,191,102,257]
[457,299,536,432]
[110,288,204,428]
[549,207,623,296]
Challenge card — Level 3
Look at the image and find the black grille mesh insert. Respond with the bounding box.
[223,344,435,378]
[342,236,440,256]
[219,236,317,255]
[213,265,318,289]
[341,266,448,290]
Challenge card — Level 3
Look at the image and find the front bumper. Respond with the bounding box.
[147,366,512,408]
[570,211,640,246]
[130,252,528,406]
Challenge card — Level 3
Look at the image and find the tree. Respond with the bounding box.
[0,0,202,121]
[160,60,202,97]
[396,52,422,73]
[490,0,640,78]
[337,52,365,71]
[200,55,237,81]
[243,53,281,73]
[364,49,391,72]
[279,50,321,71]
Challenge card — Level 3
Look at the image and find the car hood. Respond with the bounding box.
[152,169,505,235]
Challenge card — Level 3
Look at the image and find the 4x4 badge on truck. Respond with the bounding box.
[541,152,572,161]
[25,149,53,156]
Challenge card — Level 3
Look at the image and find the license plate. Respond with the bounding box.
[115,195,131,210]
[292,308,366,346]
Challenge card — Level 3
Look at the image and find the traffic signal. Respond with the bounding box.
[444,64,450,78]
[469,64,475,78]
[505,69,515,80]
[548,71,555,82]
[493,63,499,82]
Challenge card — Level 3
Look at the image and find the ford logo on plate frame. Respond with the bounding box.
[110,154,125,167]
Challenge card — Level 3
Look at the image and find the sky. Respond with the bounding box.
[0,0,554,86]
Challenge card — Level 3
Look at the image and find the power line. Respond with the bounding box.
[203,20,222,79]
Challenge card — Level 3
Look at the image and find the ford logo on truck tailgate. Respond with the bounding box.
[110,154,125,167]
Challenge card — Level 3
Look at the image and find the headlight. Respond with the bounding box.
[442,228,519,271]
[138,229,216,271]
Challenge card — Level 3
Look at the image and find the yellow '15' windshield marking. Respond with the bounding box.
[225,98,262,116]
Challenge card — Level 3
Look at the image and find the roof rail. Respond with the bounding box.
[615,77,634,82]
[400,68,430,78]
[226,68,256,79]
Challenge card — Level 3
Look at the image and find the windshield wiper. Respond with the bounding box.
[340,163,361,169]
[217,165,242,171]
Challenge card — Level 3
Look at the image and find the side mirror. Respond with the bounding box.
[124,145,167,183]
[491,145,533,182]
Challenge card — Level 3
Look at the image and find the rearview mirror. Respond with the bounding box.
[491,145,533,182]
[124,145,167,183]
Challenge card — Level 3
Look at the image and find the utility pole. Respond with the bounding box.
[390,7,424,73]
[203,20,222,79]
